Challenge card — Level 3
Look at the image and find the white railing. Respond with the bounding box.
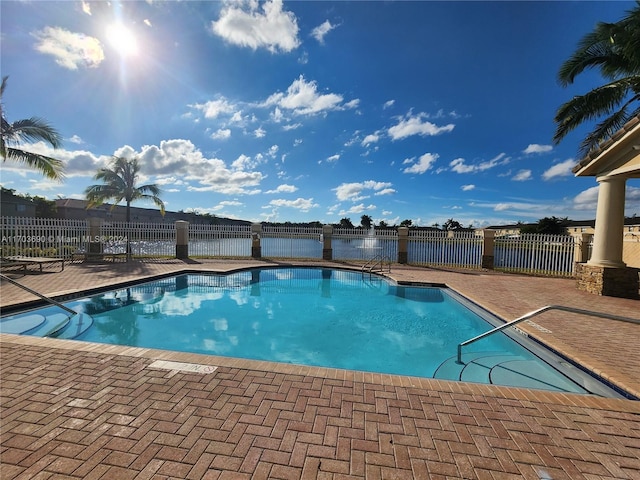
[1,216,85,258]
[261,225,323,259]
[333,228,398,261]
[407,230,483,268]
[189,224,251,257]
[494,234,576,276]
[101,221,175,257]
[1,217,590,277]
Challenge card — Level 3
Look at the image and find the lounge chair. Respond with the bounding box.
[0,257,29,273]
[5,256,64,272]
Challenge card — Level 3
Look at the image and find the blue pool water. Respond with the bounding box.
[0,267,619,396]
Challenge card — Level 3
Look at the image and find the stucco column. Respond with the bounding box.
[251,223,262,259]
[588,175,626,268]
[322,224,333,260]
[397,226,409,264]
[481,229,495,269]
[175,220,189,259]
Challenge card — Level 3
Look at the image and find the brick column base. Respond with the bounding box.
[481,255,494,269]
[322,248,332,261]
[575,263,639,299]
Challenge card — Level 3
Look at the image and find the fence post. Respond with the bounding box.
[481,229,495,270]
[251,223,262,258]
[87,217,103,261]
[175,221,189,259]
[574,233,592,264]
[397,226,409,264]
[322,225,333,260]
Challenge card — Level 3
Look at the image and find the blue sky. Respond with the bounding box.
[1,0,639,227]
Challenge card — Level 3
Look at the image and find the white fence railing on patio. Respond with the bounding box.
[100,221,176,257]
[407,230,483,268]
[332,228,398,261]
[1,217,86,258]
[494,234,577,277]
[1,217,591,277]
[261,225,323,259]
[188,224,252,257]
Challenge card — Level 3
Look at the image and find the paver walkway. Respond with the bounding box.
[1,259,639,479]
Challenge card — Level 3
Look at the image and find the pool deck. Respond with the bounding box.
[1,259,639,479]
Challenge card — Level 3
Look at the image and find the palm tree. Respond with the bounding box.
[1,76,65,180]
[553,2,640,157]
[85,156,165,222]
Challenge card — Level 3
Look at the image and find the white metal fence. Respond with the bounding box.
[1,217,585,277]
[494,234,577,277]
[261,225,323,259]
[189,224,251,257]
[332,228,398,261]
[1,217,86,258]
[408,230,483,268]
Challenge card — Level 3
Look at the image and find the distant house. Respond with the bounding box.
[53,199,250,226]
[0,190,36,217]
[484,218,639,237]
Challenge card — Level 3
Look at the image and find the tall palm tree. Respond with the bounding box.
[0,76,65,180]
[85,156,165,222]
[553,2,640,157]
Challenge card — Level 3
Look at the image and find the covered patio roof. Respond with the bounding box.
[573,115,640,178]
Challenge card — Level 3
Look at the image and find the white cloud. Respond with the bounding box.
[450,153,508,174]
[388,112,454,140]
[326,154,340,163]
[311,20,337,44]
[211,0,300,53]
[265,75,356,116]
[361,134,379,147]
[383,100,395,109]
[333,180,393,202]
[254,127,266,138]
[573,186,599,211]
[191,98,236,119]
[542,159,576,180]
[129,139,265,195]
[266,184,297,194]
[269,197,318,211]
[338,203,376,215]
[512,169,532,181]
[211,128,231,140]
[523,144,553,154]
[68,135,84,144]
[402,153,439,174]
[32,27,104,70]
[461,184,475,191]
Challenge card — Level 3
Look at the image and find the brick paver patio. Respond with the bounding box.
[1,259,639,479]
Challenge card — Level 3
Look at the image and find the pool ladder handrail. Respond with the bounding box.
[362,254,391,275]
[0,273,77,317]
[457,304,640,364]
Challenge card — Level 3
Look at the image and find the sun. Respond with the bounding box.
[106,22,139,57]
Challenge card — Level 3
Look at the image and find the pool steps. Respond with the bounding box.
[0,312,93,339]
[434,351,587,393]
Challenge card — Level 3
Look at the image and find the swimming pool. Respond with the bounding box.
[0,267,621,397]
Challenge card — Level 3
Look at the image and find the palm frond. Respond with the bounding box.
[553,79,633,144]
[4,147,65,180]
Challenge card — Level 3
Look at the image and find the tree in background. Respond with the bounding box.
[400,219,413,227]
[360,214,373,230]
[554,2,640,156]
[443,218,463,231]
[520,217,569,235]
[338,217,354,229]
[1,76,65,180]
[85,156,165,223]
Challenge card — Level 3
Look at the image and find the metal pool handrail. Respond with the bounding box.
[0,273,77,317]
[457,304,640,364]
